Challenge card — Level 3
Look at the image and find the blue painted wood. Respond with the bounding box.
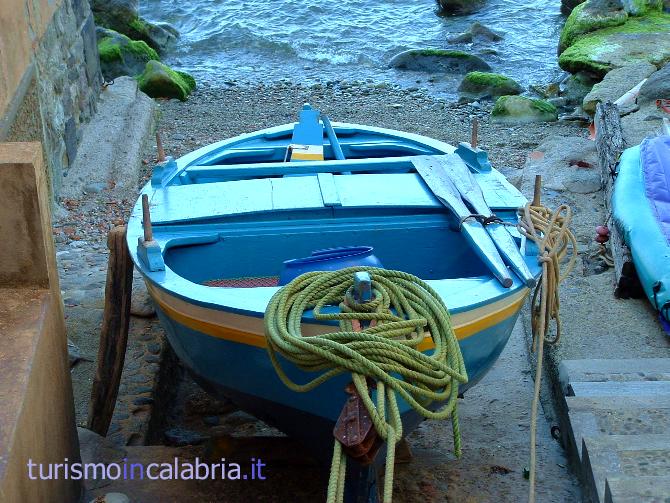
[455,142,493,173]
[321,114,345,161]
[291,104,323,147]
[317,173,341,207]
[437,154,536,287]
[413,156,513,288]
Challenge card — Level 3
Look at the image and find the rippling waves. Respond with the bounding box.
[141,0,565,96]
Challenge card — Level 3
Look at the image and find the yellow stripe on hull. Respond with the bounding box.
[147,284,528,350]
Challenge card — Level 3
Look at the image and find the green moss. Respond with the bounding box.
[463,71,512,87]
[137,60,195,101]
[559,3,628,54]
[414,49,472,58]
[98,37,122,63]
[126,39,159,61]
[459,72,522,97]
[97,32,159,65]
[559,12,670,76]
[627,0,663,15]
[491,96,557,121]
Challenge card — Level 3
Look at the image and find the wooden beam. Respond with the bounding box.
[87,225,134,435]
[594,102,643,299]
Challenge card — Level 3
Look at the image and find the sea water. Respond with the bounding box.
[141,0,565,97]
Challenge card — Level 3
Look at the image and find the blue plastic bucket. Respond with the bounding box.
[278,246,383,285]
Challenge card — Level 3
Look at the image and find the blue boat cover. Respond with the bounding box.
[642,135,670,245]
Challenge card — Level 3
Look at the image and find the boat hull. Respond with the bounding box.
[613,137,670,321]
[148,280,527,448]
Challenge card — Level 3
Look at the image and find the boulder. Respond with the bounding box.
[560,71,600,106]
[389,49,490,73]
[583,61,657,113]
[558,13,670,78]
[558,1,628,54]
[92,0,178,53]
[523,136,600,194]
[96,27,159,80]
[435,0,486,16]
[562,0,587,15]
[92,0,138,30]
[491,96,558,123]
[559,0,665,54]
[638,62,670,103]
[137,60,196,101]
[448,22,503,43]
[458,72,522,100]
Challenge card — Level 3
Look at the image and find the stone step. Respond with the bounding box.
[566,404,670,461]
[569,380,670,398]
[558,359,670,394]
[581,434,670,503]
[604,475,670,503]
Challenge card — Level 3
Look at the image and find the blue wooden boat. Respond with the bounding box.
[613,134,670,327]
[127,105,541,500]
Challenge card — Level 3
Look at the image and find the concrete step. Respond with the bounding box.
[604,475,670,503]
[558,359,670,394]
[582,434,670,503]
[568,381,670,398]
[564,396,670,461]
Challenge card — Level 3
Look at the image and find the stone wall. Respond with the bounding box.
[0,0,102,200]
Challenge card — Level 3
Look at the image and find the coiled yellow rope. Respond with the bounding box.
[264,267,468,503]
[518,203,577,503]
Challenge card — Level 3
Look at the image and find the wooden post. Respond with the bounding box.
[594,102,643,299]
[532,175,542,207]
[87,225,134,436]
[470,117,478,149]
[142,193,153,242]
[156,132,166,163]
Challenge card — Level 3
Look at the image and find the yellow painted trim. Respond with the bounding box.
[291,152,324,161]
[148,284,528,350]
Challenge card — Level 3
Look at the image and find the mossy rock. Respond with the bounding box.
[389,49,491,73]
[92,0,177,52]
[559,0,665,54]
[558,12,670,77]
[491,96,558,123]
[558,2,628,54]
[137,60,196,101]
[97,27,159,80]
[458,72,522,100]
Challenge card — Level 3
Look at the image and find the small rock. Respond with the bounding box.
[491,96,558,123]
[164,427,207,446]
[458,72,522,101]
[583,62,657,114]
[131,274,156,317]
[389,49,490,74]
[89,493,130,503]
[84,182,107,194]
[436,0,486,15]
[137,60,196,101]
[448,21,504,44]
[638,62,670,104]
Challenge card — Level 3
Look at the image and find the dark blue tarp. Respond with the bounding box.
[641,135,670,246]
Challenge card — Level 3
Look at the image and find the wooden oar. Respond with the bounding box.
[437,154,537,288]
[413,156,513,288]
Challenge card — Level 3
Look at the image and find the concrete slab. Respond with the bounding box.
[604,475,670,503]
[569,381,670,397]
[61,77,155,200]
[558,359,670,394]
[582,434,670,503]
[567,406,670,461]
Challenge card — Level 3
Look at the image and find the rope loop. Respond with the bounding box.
[264,267,468,503]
